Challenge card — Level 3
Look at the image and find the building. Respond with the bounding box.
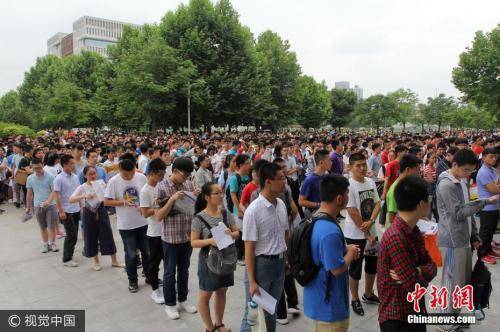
[334,81,364,101]
[47,16,139,58]
[47,32,69,57]
[335,81,350,90]
[352,85,363,101]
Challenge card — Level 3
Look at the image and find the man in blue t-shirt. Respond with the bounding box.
[304,174,360,331]
[77,149,107,184]
[476,148,500,263]
[299,149,332,217]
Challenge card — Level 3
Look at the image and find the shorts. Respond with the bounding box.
[35,205,58,230]
[314,318,349,332]
[345,238,377,280]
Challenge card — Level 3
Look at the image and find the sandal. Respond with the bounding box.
[111,262,125,268]
[211,324,230,332]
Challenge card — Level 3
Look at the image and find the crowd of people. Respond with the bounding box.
[1,129,499,332]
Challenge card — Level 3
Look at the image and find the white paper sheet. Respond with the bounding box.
[252,286,277,315]
[91,180,106,202]
[211,222,234,250]
[417,219,438,235]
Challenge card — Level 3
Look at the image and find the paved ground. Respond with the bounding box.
[1,204,499,332]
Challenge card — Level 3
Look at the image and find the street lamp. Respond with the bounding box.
[186,79,204,135]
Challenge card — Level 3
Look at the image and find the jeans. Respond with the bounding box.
[62,212,81,263]
[162,241,192,306]
[478,210,499,257]
[119,225,150,283]
[147,236,163,290]
[240,256,286,332]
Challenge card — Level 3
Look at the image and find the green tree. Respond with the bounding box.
[255,30,301,127]
[0,91,31,126]
[295,76,331,130]
[389,88,418,131]
[425,94,457,132]
[355,94,397,134]
[452,28,500,116]
[329,88,357,130]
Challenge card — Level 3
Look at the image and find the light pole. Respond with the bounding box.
[187,80,191,135]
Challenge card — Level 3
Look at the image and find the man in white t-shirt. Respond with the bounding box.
[344,152,381,317]
[140,158,167,304]
[104,154,149,293]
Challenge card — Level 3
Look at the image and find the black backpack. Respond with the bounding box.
[290,212,343,301]
[470,259,492,313]
[225,173,242,212]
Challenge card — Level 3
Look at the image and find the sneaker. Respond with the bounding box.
[93,264,102,271]
[151,289,165,304]
[362,293,381,304]
[64,260,79,268]
[179,300,197,313]
[41,244,49,253]
[351,300,365,316]
[128,281,139,293]
[50,243,59,252]
[487,250,500,258]
[165,306,180,320]
[237,260,246,266]
[277,318,289,325]
[287,306,301,315]
[480,255,497,265]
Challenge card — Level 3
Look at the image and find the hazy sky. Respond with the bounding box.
[1,0,498,102]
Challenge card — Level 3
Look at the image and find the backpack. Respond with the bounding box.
[197,210,238,276]
[225,173,243,212]
[290,212,343,301]
[470,259,492,319]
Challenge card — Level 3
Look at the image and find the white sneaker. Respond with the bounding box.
[287,306,301,315]
[41,244,49,253]
[165,306,180,320]
[50,243,59,252]
[277,318,289,325]
[151,289,165,304]
[179,300,197,314]
[64,260,79,268]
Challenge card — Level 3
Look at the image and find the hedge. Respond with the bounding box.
[0,122,35,137]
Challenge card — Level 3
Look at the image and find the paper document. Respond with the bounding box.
[174,191,196,215]
[92,180,106,202]
[252,286,277,315]
[417,219,438,235]
[211,222,234,250]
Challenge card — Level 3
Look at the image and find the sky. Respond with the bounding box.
[1,0,499,102]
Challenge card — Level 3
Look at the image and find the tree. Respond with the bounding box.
[0,91,31,126]
[452,28,500,117]
[425,94,457,131]
[388,88,418,131]
[329,88,357,130]
[112,24,196,131]
[355,94,397,134]
[255,30,301,127]
[295,76,331,130]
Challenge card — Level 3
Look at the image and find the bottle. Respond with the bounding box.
[247,301,258,326]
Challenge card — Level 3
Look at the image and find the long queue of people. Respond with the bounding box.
[1,130,499,332]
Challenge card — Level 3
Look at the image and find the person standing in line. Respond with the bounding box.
[436,149,499,332]
[194,154,214,189]
[299,149,332,217]
[241,163,290,332]
[303,174,360,332]
[69,165,122,271]
[104,155,150,293]
[154,157,199,320]
[53,154,81,267]
[25,158,59,253]
[191,182,239,332]
[476,148,500,264]
[344,152,381,316]
[378,176,437,332]
[329,140,344,175]
[140,158,167,304]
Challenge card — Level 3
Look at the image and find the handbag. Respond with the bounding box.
[197,210,237,276]
[15,169,29,186]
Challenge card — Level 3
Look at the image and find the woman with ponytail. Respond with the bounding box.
[191,182,239,332]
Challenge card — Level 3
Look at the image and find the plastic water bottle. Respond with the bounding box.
[247,301,258,326]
